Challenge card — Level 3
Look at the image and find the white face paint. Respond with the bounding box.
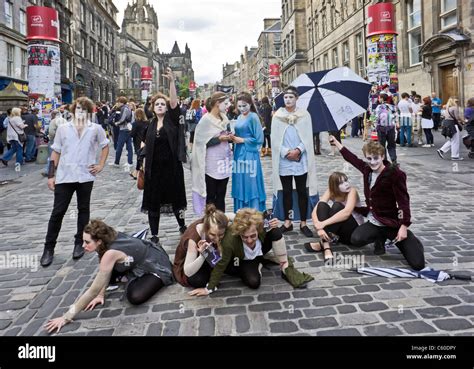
[75,104,87,121]
[237,101,250,115]
[218,99,229,113]
[284,94,297,108]
[338,180,351,193]
[365,154,384,171]
[154,98,167,116]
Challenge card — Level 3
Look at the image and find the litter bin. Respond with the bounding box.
[36,144,49,165]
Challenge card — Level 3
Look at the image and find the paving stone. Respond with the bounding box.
[380,310,417,323]
[342,294,373,303]
[270,321,299,333]
[13,309,37,326]
[380,282,413,290]
[100,309,123,318]
[363,324,403,336]
[35,296,62,319]
[359,302,389,312]
[333,279,361,286]
[249,303,281,312]
[4,327,22,336]
[257,292,291,302]
[312,297,342,307]
[161,310,194,320]
[337,305,357,314]
[214,306,247,315]
[339,313,379,326]
[19,319,44,336]
[299,317,338,330]
[449,305,474,316]
[29,290,52,309]
[424,296,462,306]
[215,316,233,335]
[0,319,12,330]
[146,323,163,336]
[87,329,115,336]
[46,277,64,290]
[124,305,149,316]
[283,300,311,309]
[292,289,328,299]
[235,315,250,333]
[401,321,437,334]
[329,287,356,296]
[268,310,303,320]
[196,308,212,317]
[151,303,181,313]
[0,300,30,311]
[303,307,336,318]
[226,296,254,305]
[432,319,473,331]
[317,328,361,336]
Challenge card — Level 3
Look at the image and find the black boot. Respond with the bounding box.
[314,134,321,155]
[40,248,54,267]
[72,243,85,260]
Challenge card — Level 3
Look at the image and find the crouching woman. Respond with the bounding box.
[44,219,174,333]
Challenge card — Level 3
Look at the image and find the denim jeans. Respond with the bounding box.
[2,140,23,164]
[25,134,36,161]
[44,143,52,172]
[115,130,133,165]
[400,125,412,146]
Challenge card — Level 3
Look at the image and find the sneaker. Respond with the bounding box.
[422,144,431,148]
[109,162,120,168]
[431,144,435,147]
[437,149,444,159]
[280,224,293,233]
[417,140,423,145]
[451,157,464,161]
[1,159,8,167]
[300,225,314,238]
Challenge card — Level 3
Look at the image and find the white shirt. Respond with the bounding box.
[367,171,384,227]
[397,100,413,118]
[51,120,109,184]
[243,239,263,260]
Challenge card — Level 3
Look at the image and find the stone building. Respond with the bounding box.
[71,0,119,102]
[222,61,240,92]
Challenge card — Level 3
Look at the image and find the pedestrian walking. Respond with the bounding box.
[40,97,110,267]
[374,93,397,164]
[191,92,233,215]
[259,96,273,157]
[412,95,423,145]
[231,92,266,212]
[44,219,174,333]
[185,99,202,151]
[111,96,134,171]
[431,92,442,131]
[21,106,38,162]
[0,108,28,167]
[329,137,425,270]
[421,96,434,147]
[189,208,314,296]
[270,86,318,238]
[305,172,365,262]
[141,68,188,244]
[437,97,464,161]
[397,92,413,147]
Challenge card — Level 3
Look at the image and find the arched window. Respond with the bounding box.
[131,63,141,89]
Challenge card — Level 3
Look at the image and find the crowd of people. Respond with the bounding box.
[0,69,470,334]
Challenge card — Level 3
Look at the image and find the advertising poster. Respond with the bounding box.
[27,44,60,99]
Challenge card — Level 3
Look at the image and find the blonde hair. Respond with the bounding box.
[231,208,263,236]
[446,97,458,109]
[11,107,22,117]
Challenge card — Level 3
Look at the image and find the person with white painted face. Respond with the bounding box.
[270,87,319,238]
[191,92,233,215]
[230,92,266,212]
[40,97,110,267]
[329,137,425,270]
[304,172,365,262]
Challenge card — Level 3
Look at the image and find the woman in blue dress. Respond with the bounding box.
[231,93,266,212]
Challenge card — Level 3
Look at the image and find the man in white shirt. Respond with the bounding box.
[40,97,110,267]
[397,93,414,146]
[411,95,423,145]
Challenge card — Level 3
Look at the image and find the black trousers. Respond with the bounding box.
[263,134,271,149]
[424,129,434,145]
[432,113,441,131]
[350,222,425,270]
[377,127,397,162]
[148,210,185,237]
[205,175,229,212]
[316,202,358,245]
[44,181,94,251]
[280,173,308,222]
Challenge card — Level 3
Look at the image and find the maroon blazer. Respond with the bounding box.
[340,147,411,228]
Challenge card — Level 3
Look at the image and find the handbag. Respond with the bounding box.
[9,121,27,143]
[137,168,145,190]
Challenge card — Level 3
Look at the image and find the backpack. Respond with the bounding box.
[377,104,393,128]
[185,109,196,123]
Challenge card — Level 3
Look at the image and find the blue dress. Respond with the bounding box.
[232,112,266,212]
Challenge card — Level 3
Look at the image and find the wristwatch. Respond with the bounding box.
[205,283,217,294]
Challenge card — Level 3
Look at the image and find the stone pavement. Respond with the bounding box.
[0,130,473,336]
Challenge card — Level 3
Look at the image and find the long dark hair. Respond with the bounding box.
[237,92,258,114]
[83,219,118,260]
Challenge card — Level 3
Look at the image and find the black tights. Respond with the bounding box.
[263,134,271,149]
[205,175,229,212]
[109,270,164,305]
[316,202,358,245]
[280,174,308,222]
[350,222,425,270]
[148,210,185,237]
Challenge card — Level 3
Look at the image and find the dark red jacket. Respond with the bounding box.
[340,147,411,228]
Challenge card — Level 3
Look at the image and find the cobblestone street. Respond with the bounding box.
[0,133,473,336]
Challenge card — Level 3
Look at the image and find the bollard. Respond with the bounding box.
[36,145,49,165]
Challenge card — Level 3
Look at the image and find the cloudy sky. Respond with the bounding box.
[113,0,281,85]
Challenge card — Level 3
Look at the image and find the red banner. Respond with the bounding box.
[248,80,255,89]
[189,81,196,90]
[367,3,397,37]
[141,67,153,80]
[26,6,60,42]
[269,64,280,76]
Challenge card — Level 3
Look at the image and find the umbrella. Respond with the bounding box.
[275,67,372,133]
[131,228,148,240]
[354,266,473,283]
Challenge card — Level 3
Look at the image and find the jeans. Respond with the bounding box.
[399,124,412,146]
[2,140,23,164]
[44,181,94,251]
[112,124,120,150]
[25,134,36,161]
[377,127,397,162]
[115,130,133,165]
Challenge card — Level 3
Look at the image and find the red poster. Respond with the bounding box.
[26,6,60,42]
[141,67,153,80]
[367,3,397,36]
[248,80,255,89]
[189,81,196,90]
[269,64,280,76]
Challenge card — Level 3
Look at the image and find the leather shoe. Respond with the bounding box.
[72,244,85,260]
[40,249,54,267]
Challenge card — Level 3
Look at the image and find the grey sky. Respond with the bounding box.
[113,0,281,85]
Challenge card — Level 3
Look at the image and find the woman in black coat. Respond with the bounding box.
[141,68,187,243]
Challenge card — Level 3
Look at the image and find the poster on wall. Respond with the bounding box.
[27,44,60,99]
[366,34,398,92]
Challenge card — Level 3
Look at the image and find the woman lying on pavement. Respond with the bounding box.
[44,219,174,333]
[328,136,425,270]
[173,204,234,288]
[189,208,314,296]
[305,172,365,262]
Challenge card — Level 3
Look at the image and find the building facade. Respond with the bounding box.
[281,0,308,87]
[222,61,240,92]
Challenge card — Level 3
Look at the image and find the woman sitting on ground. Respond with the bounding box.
[173,204,232,288]
[305,172,365,261]
[44,219,174,333]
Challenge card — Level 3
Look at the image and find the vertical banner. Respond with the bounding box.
[269,64,281,98]
[248,80,255,90]
[141,67,153,102]
[27,44,60,100]
[366,3,398,92]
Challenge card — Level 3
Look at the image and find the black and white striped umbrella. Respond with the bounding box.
[355,267,472,283]
[131,228,148,240]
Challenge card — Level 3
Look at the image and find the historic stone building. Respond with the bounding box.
[222,61,240,92]
[71,0,119,103]
[117,0,194,101]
